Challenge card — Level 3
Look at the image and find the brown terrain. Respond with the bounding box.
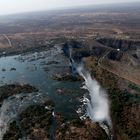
[0,2,140,140]
[0,3,140,85]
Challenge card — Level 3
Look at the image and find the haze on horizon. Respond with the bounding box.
[0,0,139,16]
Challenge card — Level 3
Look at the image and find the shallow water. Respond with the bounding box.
[0,45,83,119]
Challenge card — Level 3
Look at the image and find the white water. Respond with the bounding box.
[67,45,112,137]
[77,65,112,128]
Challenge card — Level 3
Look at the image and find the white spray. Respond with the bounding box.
[77,65,112,128]
[69,52,112,137]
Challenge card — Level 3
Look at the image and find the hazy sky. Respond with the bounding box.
[0,0,139,15]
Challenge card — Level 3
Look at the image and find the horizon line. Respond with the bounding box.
[0,1,139,17]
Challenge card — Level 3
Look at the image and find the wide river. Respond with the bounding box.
[0,45,84,119]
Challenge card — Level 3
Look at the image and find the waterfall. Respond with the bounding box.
[68,46,112,138]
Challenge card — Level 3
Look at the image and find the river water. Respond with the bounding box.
[0,45,84,119]
[0,45,113,139]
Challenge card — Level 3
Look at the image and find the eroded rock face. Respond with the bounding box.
[107,50,123,61]
[63,40,92,62]
[63,40,82,57]
[63,39,108,62]
[97,38,140,52]
[96,37,140,63]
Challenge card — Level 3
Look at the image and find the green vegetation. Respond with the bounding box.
[128,83,140,93]
[85,56,140,140]
[3,104,54,140]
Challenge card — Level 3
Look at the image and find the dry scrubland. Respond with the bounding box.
[0,2,140,140]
